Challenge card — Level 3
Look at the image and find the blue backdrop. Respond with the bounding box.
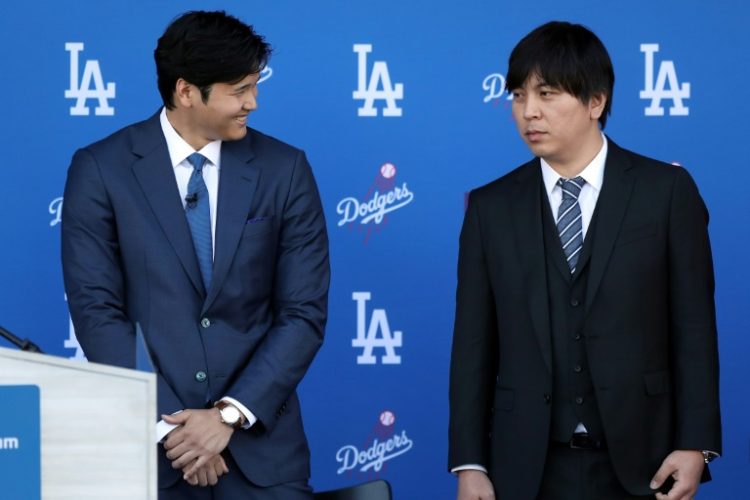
[0,1,747,497]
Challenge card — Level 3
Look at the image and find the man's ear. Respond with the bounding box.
[173,78,195,108]
[589,93,607,120]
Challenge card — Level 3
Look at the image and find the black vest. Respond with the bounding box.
[541,188,605,443]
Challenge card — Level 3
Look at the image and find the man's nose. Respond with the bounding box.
[522,95,541,119]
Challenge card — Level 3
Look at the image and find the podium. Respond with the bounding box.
[0,346,157,499]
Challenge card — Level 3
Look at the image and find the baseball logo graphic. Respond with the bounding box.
[379,410,396,426]
[380,163,397,179]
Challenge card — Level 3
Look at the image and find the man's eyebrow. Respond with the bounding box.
[233,82,255,91]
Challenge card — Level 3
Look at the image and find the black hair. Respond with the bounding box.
[506,21,614,128]
[155,10,271,109]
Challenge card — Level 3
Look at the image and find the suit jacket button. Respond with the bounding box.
[543,393,551,404]
[201,318,211,328]
[195,371,207,382]
[573,333,582,341]
[573,364,582,373]
[575,396,584,405]
[570,298,580,307]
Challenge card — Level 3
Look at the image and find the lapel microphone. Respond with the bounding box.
[185,193,198,209]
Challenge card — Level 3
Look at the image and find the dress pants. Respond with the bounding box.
[159,451,313,500]
[536,443,655,500]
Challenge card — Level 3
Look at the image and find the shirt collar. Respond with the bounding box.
[540,133,607,196]
[159,107,221,168]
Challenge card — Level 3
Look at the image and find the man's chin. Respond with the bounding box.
[525,142,548,158]
[223,127,248,142]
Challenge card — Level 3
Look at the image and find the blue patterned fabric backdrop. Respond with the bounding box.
[0,1,747,497]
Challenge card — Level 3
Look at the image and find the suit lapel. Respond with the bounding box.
[584,140,636,311]
[203,134,259,312]
[131,113,205,295]
[511,161,553,373]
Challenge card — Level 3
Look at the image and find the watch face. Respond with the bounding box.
[221,405,241,424]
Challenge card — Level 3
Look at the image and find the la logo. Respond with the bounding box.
[352,292,402,364]
[353,44,404,117]
[639,43,690,116]
[63,294,86,361]
[65,42,116,116]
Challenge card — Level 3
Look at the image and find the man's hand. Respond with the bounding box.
[650,450,705,500]
[457,470,495,500]
[163,408,234,479]
[184,454,229,487]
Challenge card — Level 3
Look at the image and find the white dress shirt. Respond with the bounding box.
[540,134,607,240]
[155,108,256,442]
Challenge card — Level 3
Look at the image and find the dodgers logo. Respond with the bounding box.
[336,163,414,244]
[65,42,116,116]
[353,44,404,117]
[640,43,690,116]
[352,292,402,365]
[49,197,63,227]
[335,410,413,474]
[482,72,513,105]
[258,66,273,84]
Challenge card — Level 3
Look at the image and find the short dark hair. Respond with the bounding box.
[506,21,614,128]
[155,10,271,109]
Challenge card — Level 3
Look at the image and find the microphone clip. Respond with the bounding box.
[185,193,198,209]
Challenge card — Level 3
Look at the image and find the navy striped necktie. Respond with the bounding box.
[185,153,213,291]
[556,176,586,274]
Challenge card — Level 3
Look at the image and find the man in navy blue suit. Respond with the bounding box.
[62,11,329,499]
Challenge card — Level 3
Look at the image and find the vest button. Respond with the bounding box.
[195,371,207,382]
[570,298,580,307]
[573,333,582,340]
[575,396,584,405]
[573,364,582,373]
[201,318,211,328]
[543,393,551,404]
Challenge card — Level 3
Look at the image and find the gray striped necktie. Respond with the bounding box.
[556,176,586,274]
[185,153,213,290]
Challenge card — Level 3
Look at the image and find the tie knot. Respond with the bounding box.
[558,176,585,200]
[187,153,208,172]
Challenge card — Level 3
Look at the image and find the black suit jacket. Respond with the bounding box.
[62,112,330,489]
[448,139,721,497]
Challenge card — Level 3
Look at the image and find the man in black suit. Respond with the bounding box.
[448,21,720,500]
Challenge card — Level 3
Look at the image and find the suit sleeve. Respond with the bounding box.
[448,192,498,470]
[61,148,183,416]
[222,150,329,432]
[667,168,721,453]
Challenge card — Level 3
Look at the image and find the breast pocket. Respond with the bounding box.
[241,215,275,238]
[615,223,657,247]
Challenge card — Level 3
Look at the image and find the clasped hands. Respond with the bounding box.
[163,408,234,487]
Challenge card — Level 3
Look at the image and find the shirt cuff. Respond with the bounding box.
[220,396,257,429]
[155,410,183,443]
[451,464,488,474]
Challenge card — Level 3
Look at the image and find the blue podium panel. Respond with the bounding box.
[0,385,41,500]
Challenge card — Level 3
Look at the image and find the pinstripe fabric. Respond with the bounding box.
[556,176,586,274]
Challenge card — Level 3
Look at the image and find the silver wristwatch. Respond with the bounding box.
[215,400,243,430]
[701,450,718,464]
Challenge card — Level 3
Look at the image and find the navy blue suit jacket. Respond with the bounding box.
[62,112,330,488]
